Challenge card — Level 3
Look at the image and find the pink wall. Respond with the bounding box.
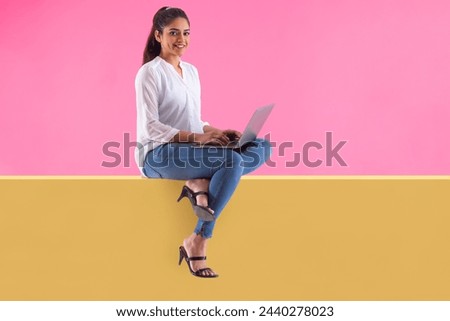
[1,0,449,175]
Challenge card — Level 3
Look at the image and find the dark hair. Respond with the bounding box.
[142,6,190,65]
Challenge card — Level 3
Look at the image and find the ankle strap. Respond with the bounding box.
[187,256,207,261]
[191,191,208,197]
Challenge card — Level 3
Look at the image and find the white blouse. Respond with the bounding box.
[134,56,209,174]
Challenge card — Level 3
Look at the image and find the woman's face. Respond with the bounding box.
[156,17,190,58]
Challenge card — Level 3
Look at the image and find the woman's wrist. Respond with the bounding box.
[203,125,221,134]
[171,130,195,143]
[172,131,199,143]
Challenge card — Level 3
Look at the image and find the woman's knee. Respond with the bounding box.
[242,138,272,167]
[255,138,272,161]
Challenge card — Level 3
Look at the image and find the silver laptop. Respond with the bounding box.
[202,103,274,149]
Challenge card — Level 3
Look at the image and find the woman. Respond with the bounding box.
[135,7,271,278]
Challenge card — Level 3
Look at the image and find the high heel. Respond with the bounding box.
[178,246,218,278]
[177,186,215,222]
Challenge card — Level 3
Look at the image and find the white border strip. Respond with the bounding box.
[1,301,450,321]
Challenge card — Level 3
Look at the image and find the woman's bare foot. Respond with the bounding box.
[183,233,217,277]
[185,178,214,214]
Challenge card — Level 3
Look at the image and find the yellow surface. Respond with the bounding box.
[1,176,449,300]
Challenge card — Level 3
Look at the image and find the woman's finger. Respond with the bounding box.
[219,134,230,145]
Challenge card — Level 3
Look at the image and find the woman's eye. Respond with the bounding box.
[184,32,190,36]
[169,31,178,36]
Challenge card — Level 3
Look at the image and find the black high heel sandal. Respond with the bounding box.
[178,246,218,278]
[177,186,215,221]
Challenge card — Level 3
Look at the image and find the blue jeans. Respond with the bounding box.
[143,138,271,238]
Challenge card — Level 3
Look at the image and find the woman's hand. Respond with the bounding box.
[194,131,230,146]
[171,127,240,146]
[222,129,242,142]
[199,126,242,146]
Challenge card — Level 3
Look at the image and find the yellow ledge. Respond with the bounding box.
[1,175,450,179]
[1,177,449,300]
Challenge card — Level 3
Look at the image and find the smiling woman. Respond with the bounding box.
[143,7,190,70]
[155,21,190,77]
[135,7,272,278]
